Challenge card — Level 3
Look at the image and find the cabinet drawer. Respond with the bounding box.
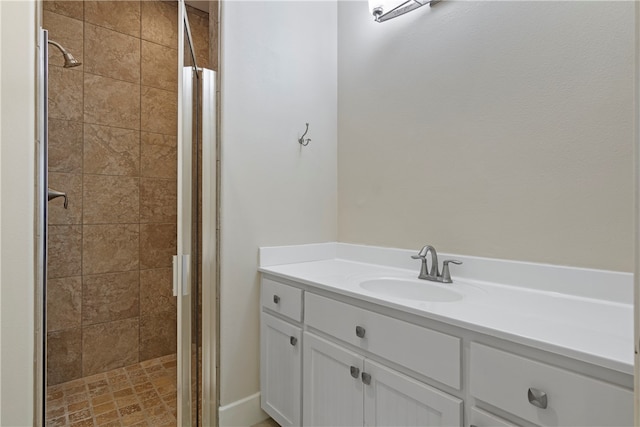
[469,407,517,427]
[305,292,461,389]
[469,342,632,426]
[262,278,303,322]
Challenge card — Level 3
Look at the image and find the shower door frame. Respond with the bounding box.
[177,1,218,425]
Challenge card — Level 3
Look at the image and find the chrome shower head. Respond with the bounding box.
[48,39,82,68]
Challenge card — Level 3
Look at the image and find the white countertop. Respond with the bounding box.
[259,243,634,375]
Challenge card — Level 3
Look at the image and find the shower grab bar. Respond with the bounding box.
[47,188,68,209]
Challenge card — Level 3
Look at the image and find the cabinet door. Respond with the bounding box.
[261,313,302,427]
[363,359,463,427]
[303,332,364,427]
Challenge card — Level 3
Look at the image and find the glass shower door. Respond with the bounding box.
[177,2,217,425]
[177,1,197,424]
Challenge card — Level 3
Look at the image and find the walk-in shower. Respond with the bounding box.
[37,1,218,425]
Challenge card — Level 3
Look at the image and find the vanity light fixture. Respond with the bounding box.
[368,0,440,22]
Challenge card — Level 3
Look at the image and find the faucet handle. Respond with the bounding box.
[441,259,462,283]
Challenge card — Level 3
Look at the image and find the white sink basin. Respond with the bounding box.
[359,278,463,302]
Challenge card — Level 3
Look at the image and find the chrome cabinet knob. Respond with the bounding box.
[361,372,372,385]
[289,336,297,346]
[355,326,366,338]
[273,295,280,304]
[527,387,548,409]
[350,366,360,378]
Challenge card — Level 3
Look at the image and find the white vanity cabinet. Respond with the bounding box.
[260,279,304,427]
[259,274,633,427]
[303,332,462,427]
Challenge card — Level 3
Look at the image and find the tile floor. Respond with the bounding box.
[46,354,177,427]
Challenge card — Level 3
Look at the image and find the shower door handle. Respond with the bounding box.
[172,255,179,297]
[48,188,68,209]
[172,255,191,296]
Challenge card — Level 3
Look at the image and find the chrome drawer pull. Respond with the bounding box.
[290,336,297,346]
[273,295,280,304]
[527,387,548,409]
[355,326,366,338]
[350,366,360,378]
[361,372,372,385]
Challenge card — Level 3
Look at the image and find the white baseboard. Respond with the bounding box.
[219,392,269,427]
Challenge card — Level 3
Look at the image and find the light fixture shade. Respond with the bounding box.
[367,0,432,22]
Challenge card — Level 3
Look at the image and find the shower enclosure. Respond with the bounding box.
[36,1,217,425]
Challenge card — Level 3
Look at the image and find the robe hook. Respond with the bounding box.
[298,123,311,146]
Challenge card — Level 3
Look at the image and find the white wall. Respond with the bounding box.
[219,0,337,419]
[0,1,37,425]
[338,1,635,272]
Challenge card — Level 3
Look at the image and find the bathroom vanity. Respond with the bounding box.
[258,243,633,427]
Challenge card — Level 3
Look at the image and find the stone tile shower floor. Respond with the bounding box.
[46,353,177,427]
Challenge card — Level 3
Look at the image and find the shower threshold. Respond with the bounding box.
[46,354,177,427]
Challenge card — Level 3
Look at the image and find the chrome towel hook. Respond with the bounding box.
[298,123,311,146]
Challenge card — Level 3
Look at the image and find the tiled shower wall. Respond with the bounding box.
[44,0,211,386]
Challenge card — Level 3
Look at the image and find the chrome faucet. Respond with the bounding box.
[412,245,462,284]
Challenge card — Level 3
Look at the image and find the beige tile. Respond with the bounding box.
[83,271,140,325]
[146,413,176,427]
[139,269,175,316]
[209,4,219,71]
[47,327,82,385]
[47,276,82,331]
[49,119,83,174]
[92,391,114,405]
[46,415,67,427]
[48,225,82,279]
[84,74,140,130]
[48,173,82,225]
[85,23,140,84]
[141,41,177,92]
[83,318,139,376]
[140,132,176,179]
[141,87,177,135]
[95,409,120,425]
[83,224,139,275]
[140,310,176,361]
[46,403,65,420]
[43,0,83,20]
[93,401,116,416]
[141,1,178,48]
[44,11,84,70]
[68,407,92,423]
[119,403,145,425]
[139,224,176,269]
[187,7,209,69]
[68,399,91,414]
[83,175,139,224]
[85,1,140,38]
[84,124,140,176]
[49,67,83,122]
[69,418,94,427]
[140,178,176,223]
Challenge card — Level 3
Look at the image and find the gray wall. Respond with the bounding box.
[337,1,635,272]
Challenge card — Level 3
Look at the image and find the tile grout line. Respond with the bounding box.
[139,0,144,372]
